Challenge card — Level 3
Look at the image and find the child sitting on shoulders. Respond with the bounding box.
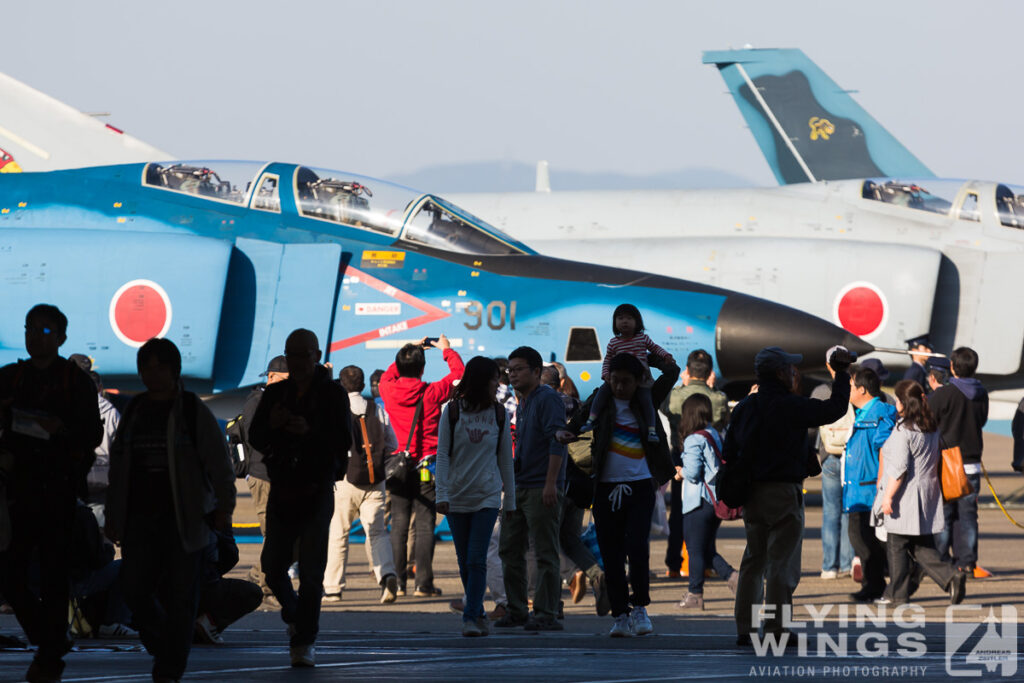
[581,303,673,442]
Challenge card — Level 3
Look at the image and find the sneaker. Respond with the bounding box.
[97,622,138,638]
[629,606,653,635]
[322,592,342,603]
[874,596,893,605]
[262,593,281,609]
[488,604,507,621]
[678,592,704,609]
[949,570,967,605]
[609,614,632,638]
[850,589,881,603]
[664,569,682,579]
[570,571,586,604]
[727,570,739,595]
[851,557,863,583]
[494,612,528,628]
[194,614,223,644]
[380,575,399,604]
[462,619,483,637]
[396,588,406,597]
[591,573,611,617]
[449,598,465,614]
[25,656,65,683]
[475,616,490,636]
[413,586,442,597]
[289,644,315,667]
[820,569,839,579]
[287,562,300,580]
[524,615,563,631]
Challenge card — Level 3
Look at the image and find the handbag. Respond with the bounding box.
[384,398,423,483]
[696,429,743,521]
[939,443,974,502]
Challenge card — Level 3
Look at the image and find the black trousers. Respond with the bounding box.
[848,511,886,597]
[262,486,333,647]
[592,478,656,617]
[665,477,684,572]
[0,481,75,665]
[199,577,264,634]
[121,492,203,680]
[886,532,955,603]
[389,468,437,591]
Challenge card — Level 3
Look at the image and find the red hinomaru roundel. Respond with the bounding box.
[109,279,173,347]
[832,282,887,340]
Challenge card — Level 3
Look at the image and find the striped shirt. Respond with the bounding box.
[601,333,670,381]
[601,398,652,483]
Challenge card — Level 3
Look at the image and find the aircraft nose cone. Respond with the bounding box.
[715,294,874,381]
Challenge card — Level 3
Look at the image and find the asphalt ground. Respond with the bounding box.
[1,435,1022,682]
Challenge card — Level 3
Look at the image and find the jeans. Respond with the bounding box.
[935,472,981,569]
[735,482,803,636]
[261,485,333,647]
[820,455,853,572]
[325,478,396,592]
[121,494,202,680]
[665,477,685,572]
[448,508,500,622]
[683,497,735,593]
[499,488,563,620]
[0,482,75,665]
[848,510,886,597]
[592,479,655,617]
[389,467,437,591]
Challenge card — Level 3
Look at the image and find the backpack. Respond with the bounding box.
[819,403,854,456]
[347,406,386,486]
[567,431,594,476]
[447,400,506,456]
[695,429,742,520]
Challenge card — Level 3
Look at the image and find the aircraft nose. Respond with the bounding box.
[714,294,874,381]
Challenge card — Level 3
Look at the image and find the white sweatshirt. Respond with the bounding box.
[435,401,516,513]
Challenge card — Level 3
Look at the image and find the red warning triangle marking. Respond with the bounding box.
[329,266,450,352]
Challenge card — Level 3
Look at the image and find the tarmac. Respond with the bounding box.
[2,435,1023,682]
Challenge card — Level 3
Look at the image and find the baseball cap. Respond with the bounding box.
[260,355,288,376]
[859,358,890,381]
[754,346,803,374]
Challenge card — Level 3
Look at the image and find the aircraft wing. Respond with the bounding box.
[0,71,170,172]
[703,48,934,184]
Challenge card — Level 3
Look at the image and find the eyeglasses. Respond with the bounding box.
[25,325,53,335]
[507,364,531,375]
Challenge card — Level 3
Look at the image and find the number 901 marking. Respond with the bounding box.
[464,300,517,331]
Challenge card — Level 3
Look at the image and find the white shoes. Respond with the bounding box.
[820,569,839,579]
[629,606,653,636]
[290,644,315,667]
[609,613,632,637]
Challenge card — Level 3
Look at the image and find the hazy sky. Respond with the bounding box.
[4,1,1022,186]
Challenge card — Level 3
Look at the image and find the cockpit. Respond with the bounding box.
[861,178,1024,230]
[293,165,532,255]
[141,161,534,255]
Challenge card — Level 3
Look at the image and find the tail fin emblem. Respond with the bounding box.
[809,116,835,141]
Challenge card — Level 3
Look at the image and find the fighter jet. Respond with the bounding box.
[0,160,864,394]
[441,49,1024,412]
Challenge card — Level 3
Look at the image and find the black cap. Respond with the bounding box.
[754,347,803,375]
[905,334,933,351]
[260,355,288,376]
[68,353,92,372]
[927,356,951,372]
[859,358,890,381]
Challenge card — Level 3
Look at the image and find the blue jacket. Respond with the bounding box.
[843,397,897,512]
[681,426,722,514]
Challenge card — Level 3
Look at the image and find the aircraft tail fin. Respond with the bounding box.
[702,48,933,184]
[0,71,170,172]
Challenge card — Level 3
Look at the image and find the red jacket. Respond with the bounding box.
[380,349,464,462]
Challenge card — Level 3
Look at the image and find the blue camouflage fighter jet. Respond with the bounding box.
[0,160,869,393]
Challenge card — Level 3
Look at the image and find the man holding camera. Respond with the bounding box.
[380,334,464,597]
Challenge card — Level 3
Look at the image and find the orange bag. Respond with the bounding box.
[940,445,974,502]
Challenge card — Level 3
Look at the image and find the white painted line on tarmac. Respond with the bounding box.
[62,652,509,682]
[579,675,741,683]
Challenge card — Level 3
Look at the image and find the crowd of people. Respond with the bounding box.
[0,300,1009,680]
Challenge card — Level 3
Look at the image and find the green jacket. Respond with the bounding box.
[661,381,730,454]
